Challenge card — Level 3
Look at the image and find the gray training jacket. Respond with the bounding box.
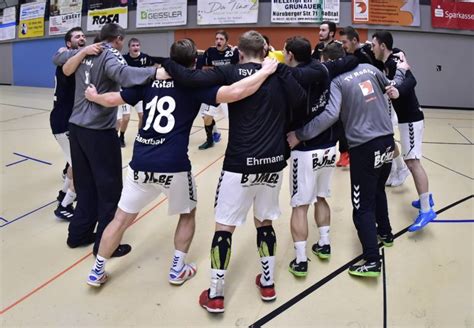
[296,64,406,149]
[53,43,156,130]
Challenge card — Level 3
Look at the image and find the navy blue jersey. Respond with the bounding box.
[50,65,75,134]
[289,56,359,151]
[121,80,219,173]
[197,46,239,69]
[385,52,424,124]
[123,52,155,67]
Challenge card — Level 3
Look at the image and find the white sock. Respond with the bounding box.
[395,155,405,170]
[294,241,307,263]
[259,256,275,287]
[318,226,330,246]
[61,189,76,207]
[420,192,431,213]
[210,269,226,298]
[61,177,71,193]
[170,250,186,272]
[212,124,219,134]
[92,255,107,275]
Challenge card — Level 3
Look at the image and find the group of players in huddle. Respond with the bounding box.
[50,22,435,313]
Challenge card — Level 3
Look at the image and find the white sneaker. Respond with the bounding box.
[385,166,396,186]
[169,263,197,285]
[391,167,410,187]
[87,270,108,287]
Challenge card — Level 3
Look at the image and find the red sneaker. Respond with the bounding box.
[336,152,350,167]
[199,289,224,313]
[255,274,276,301]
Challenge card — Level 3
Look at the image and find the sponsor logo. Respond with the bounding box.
[151,80,174,88]
[354,0,369,22]
[359,80,374,96]
[374,147,394,169]
[241,172,280,185]
[92,14,119,25]
[434,5,444,18]
[246,155,284,166]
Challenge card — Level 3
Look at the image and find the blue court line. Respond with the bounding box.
[5,158,28,167]
[12,152,52,166]
[431,219,474,223]
[0,200,57,228]
[0,217,8,223]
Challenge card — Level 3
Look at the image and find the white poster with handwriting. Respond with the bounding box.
[197,0,259,25]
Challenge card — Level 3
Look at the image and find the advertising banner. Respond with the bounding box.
[271,0,340,24]
[19,2,46,39]
[197,0,259,25]
[352,0,420,26]
[0,7,16,41]
[432,0,474,30]
[136,0,187,28]
[49,0,82,35]
[87,0,128,31]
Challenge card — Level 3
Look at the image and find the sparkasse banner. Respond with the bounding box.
[136,0,187,28]
[432,0,474,30]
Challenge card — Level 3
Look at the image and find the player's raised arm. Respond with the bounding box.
[216,58,278,103]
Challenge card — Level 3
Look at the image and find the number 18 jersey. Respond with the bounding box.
[120,80,219,173]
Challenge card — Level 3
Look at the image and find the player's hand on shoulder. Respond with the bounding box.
[83,43,103,56]
[261,57,278,75]
[156,67,171,80]
[394,52,410,70]
[286,131,300,149]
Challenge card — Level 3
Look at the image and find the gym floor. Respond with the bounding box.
[1,86,472,327]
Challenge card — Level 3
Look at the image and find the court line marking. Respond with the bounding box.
[0,154,225,315]
[382,248,387,328]
[5,158,28,167]
[422,155,472,180]
[0,102,50,112]
[0,201,57,228]
[452,126,472,144]
[12,152,52,166]
[431,219,474,223]
[249,194,473,327]
[0,112,48,123]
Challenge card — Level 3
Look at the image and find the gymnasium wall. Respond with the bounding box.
[0,1,473,108]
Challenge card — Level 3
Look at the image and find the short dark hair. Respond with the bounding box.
[285,36,312,63]
[238,30,265,59]
[321,21,337,35]
[99,23,125,43]
[321,42,345,61]
[64,27,83,44]
[128,37,140,47]
[170,38,198,68]
[372,30,393,50]
[339,26,360,42]
[93,34,101,43]
[215,30,229,41]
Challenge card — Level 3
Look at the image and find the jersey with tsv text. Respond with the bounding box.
[123,52,155,68]
[121,80,219,173]
[50,66,75,134]
[197,46,239,69]
[163,60,306,174]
